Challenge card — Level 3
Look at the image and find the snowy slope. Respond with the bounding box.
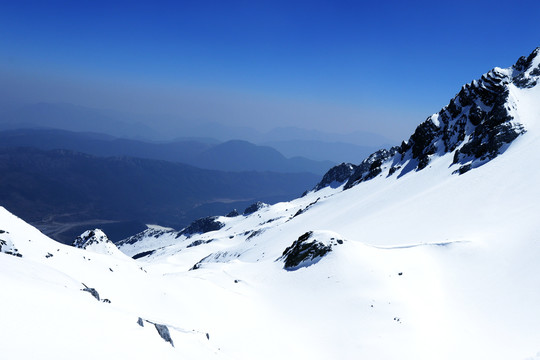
[115,47,540,359]
[2,48,540,360]
[0,208,225,359]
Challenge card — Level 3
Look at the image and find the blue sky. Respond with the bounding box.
[1,0,539,140]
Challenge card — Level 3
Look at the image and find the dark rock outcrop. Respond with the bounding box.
[178,216,224,238]
[137,317,174,347]
[0,239,22,258]
[314,163,357,191]
[81,284,100,301]
[279,231,343,270]
[72,229,111,249]
[132,250,155,259]
[344,148,398,189]
[154,323,174,347]
[243,201,268,215]
[186,239,214,248]
[226,209,239,217]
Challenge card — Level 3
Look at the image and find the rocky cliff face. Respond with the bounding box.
[316,48,540,191]
[313,163,357,191]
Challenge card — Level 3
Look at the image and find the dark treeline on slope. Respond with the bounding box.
[0,147,319,243]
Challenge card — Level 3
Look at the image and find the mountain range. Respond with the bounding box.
[0,129,334,174]
[1,47,540,359]
[0,102,393,163]
[0,147,319,243]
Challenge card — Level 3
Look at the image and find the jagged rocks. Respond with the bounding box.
[513,47,540,88]
[243,201,268,215]
[292,198,320,218]
[344,148,398,189]
[179,216,224,238]
[279,231,344,270]
[409,119,440,170]
[318,48,540,191]
[81,284,100,301]
[454,122,524,173]
[0,238,22,257]
[136,317,174,347]
[154,323,174,347]
[73,229,122,256]
[186,239,214,248]
[314,163,358,191]
[73,229,110,249]
[226,209,239,217]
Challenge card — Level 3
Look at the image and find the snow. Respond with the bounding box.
[1,51,540,359]
[146,224,175,231]
[430,113,440,127]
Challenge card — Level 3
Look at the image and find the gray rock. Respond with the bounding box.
[154,323,174,347]
[81,283,100,301]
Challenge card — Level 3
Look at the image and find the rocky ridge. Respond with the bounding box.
[315,47,540,191]
[72,229,123,256]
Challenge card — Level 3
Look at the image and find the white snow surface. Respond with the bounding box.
[2,55,540,359]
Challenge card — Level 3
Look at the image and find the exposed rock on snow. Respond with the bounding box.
[344,148,399,189]
[154,323,174,347]
[178,216,224,238]
[243,201,268,215]
[81,283,100,301]
[314,162,357,190]
[316,47,540,191]
[186,239,214,248]
[226,209,239,217]
[136,317,175,347]
[132,250,156,259]
[292,198,320,218]
[73,229,122,256]
[118,226,176,247]
[0,237,22,257]
[279,231,344,270]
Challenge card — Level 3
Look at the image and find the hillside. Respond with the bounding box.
[1,48,539,359]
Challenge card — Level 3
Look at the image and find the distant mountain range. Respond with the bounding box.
[264,139,382,164]
[0,129,334,175]
[0,147,319,243]
[0,102,394,163]
[0,102,160,139]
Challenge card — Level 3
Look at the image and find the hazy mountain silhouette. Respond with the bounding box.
[0,147,319,243]
[0,129,333,174]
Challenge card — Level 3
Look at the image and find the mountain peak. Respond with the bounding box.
[315,48,540,192]
[511,47,540,88]
[73,229,121,256]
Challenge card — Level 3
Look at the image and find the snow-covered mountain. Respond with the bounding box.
[72,228,126,257]
[2,48,540,359]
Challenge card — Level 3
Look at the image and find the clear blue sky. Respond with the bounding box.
[1,0,539,140]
